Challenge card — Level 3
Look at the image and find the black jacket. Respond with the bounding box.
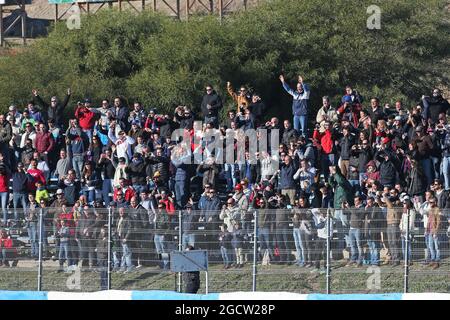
[201,91,223,118]
[98,158,115,179]
[12,171,32,193]
[339,134,354,160]
[127,159,148,186]
[34,93,70,126]
[58,179,81,205]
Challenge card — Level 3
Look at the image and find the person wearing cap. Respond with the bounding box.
[75,99,100,142]
[128,120,144,143]
[7,105,23,137]
[32,88,71,127]
[50,189,67,209]
[181,202,198,249]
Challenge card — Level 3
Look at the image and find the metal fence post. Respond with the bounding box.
[107,207,112,290]
[403,209,410,293]
[178,210,182,293]
[326,209,331,294]
[252,209,258,292]
[37,208,44,291]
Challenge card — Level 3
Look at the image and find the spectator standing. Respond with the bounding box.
[279,75,310,137]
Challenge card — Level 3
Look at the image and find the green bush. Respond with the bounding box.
[0,0,448,123]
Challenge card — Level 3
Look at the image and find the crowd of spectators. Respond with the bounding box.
[0,78,449,273]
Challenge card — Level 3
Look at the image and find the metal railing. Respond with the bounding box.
[0,207,448,293]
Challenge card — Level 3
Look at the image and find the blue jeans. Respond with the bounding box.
[13,193,27,222]
[259,227,271,252]
[28,222,38,257]
[426,234,441,262]
[174,180,188,209]
[133,185,146,200]
[83,189,96,204]
[367,240,379,265]
[0,192,8,224]
[224,164,237,192]
[82,129,92,142]
[102,179,113,207]
[348,228,362,263]
[154,234,168,268]
[420,158,433,187]
[220,246,230,266]
[334,210,350,250]
[59,241,69,265]
[443,156,450,190]
[182,233,195,249]
[113,251,120,269]
[293,115,308,137]
[293,228,305,265]
[120,242,133,270]
[401,234,412,262]
[431,156,441,181]
[72,155,84,179]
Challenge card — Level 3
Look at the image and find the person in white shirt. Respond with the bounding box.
[108,123,135,161]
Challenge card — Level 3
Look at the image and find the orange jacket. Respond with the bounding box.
[227,84,250,113]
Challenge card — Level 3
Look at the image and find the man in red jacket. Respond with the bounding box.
[113,178,136,203]
[35,123,55,165]
[313,121,336,179]
[27,159,46,191]
[75,99,99,142]
[0,229,18,267]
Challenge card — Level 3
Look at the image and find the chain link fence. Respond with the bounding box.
[0,207,448,293]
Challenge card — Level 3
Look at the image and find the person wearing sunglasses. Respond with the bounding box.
[32,87,71,128]
[226,81,250,114]
[201,84,223,129]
